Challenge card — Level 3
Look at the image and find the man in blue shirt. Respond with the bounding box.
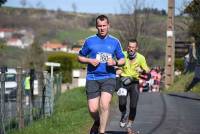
[78,15,125,134]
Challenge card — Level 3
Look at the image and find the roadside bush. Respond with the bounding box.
[47,52,85,83]
[63,53,86,69]
[175,58,184,71]
[48,52,72,83]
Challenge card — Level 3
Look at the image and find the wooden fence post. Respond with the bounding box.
[16,67,24,129]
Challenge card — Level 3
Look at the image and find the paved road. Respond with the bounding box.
[106,92,200,134]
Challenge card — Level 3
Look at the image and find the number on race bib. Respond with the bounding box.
[96,53,112,63]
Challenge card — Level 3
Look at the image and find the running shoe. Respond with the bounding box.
[119,113,127,128]
[126,122,139,134]
[89,120,99,134]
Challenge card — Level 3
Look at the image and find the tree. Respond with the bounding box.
[184,0,200,42]
[20,0,26,7]
[0,40,6,66]
[0,0,7,7]
[184,0,200,64]
[71,2,77,13]
[24,41,46,71]
[36,1,44,9]
[117,0,150,42]
[116,0,166,67]
[20,0,28,16]
[174,0,191,41]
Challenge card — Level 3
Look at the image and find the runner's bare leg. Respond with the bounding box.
[99,92,112,133]
[88,97,100,122]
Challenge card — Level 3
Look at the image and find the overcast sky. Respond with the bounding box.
[4,0,191,15]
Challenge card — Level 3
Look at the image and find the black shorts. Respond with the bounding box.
[86,78,116,99]
[25,90,30,96]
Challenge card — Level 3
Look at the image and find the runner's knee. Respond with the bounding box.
[89,107,98,113]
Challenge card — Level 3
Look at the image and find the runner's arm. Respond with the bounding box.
[78,55,99,67]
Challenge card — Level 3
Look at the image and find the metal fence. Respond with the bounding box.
[0,67,62,134]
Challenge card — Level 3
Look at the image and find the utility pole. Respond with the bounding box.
[165,0,175,88]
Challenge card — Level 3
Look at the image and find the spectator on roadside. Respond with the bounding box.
[150,68,158,92]
[185,65,200,92]
[183,53,190,74]
[116,39,150,134]
[154,67,161,92]
[139,72,151,92]
[185,40,200,92]
[24,72,30,105]
[78,14,125,134]
[183,42,197,74]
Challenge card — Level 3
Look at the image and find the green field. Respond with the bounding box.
[0,46,25,67]
[56,28,96,43]
[8,87,92,134]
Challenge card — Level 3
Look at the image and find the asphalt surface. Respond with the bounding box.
[106,92,200,134]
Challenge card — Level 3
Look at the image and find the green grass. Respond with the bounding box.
[165,73,200,95]
[8,87,92,134]
[7,87,120,134]
[0,46,25,67]
[56,28,122,45]
[56,29,96,43]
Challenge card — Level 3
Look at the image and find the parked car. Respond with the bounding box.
[0,68,17,101]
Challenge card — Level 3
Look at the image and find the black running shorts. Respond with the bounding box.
[86,78,116,99]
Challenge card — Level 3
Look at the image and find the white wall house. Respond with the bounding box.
[0,28,13,39]
[42,42,68,52]
[7,38,24,48]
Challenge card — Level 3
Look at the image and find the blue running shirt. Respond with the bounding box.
[79,34,124,80]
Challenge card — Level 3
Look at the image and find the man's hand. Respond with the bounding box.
[89,59,100,67]
[136,67,143,73]
[139,72,151,81]
[107,58,116,66]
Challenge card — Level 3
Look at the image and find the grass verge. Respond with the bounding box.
[8,87,92,134]
[165,73,200,95]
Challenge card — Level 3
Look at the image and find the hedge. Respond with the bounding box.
[47,52,85,83]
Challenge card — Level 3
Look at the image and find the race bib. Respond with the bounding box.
[96,52,112,63]
[117,87,127,96]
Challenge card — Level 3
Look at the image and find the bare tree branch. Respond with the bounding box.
[118,0,150,41]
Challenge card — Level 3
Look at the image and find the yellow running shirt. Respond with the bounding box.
[25,76,30,90]
[121,51,149,80]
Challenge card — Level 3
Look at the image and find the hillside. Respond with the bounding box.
[0,7,96,43]
[0,7,190,68]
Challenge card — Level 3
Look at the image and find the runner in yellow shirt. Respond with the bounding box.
[24,72,30,105]
[116,39,150,134]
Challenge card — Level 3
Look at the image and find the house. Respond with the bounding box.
[7,38,24,48]
[69,45,82,53]
[21,33,34,48]
[68,39,84,53]
[42,42,68,52]
[0,28,14,39]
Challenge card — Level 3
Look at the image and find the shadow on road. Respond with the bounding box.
[168,93,200,101]
[106,131,127,134]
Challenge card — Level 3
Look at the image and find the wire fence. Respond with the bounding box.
[0,67,62,134]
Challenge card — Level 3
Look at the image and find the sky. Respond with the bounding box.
[4,0,191,15]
